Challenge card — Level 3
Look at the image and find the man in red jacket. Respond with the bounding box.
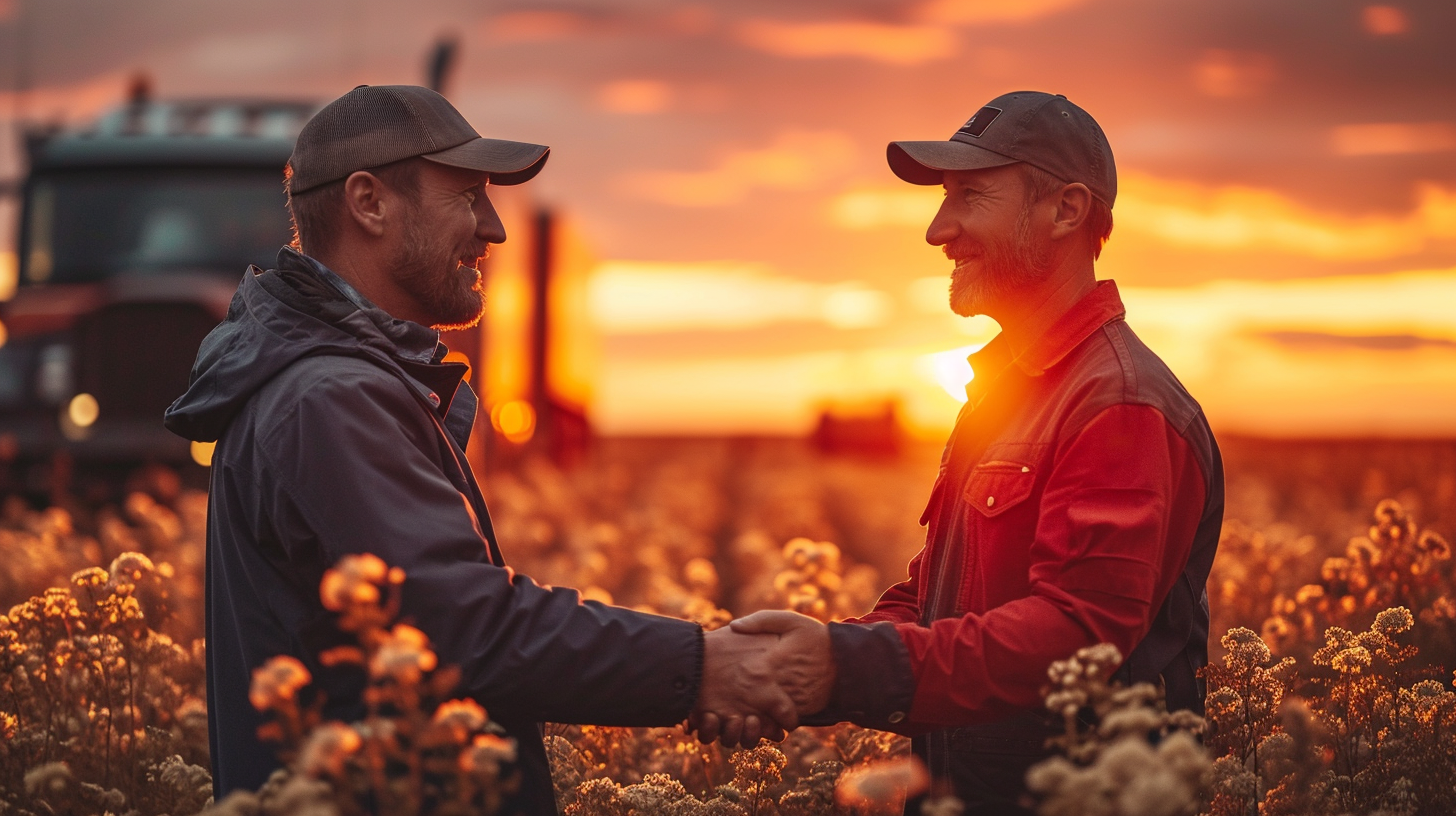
[717,91,1224,814]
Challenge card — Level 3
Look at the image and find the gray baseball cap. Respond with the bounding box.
[288,85,550,194]
[887,91,1116,206]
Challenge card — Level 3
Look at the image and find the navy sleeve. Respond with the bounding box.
[798,621,918,732]
[255,359,703,726]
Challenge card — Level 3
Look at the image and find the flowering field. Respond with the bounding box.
[3,437,1456,815]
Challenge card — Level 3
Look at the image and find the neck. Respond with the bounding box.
[994,257,1097,358]
[311,242,420,324]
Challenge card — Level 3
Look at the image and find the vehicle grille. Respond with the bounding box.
[74,303,218,421]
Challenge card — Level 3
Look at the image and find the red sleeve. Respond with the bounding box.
[891,403,1206,726]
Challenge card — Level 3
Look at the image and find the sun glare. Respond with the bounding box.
[918,346,983,404]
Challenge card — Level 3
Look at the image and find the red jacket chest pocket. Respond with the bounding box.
[956,459,1039,614]
[964,460,1036,517]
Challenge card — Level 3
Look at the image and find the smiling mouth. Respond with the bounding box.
[951,257,978,273]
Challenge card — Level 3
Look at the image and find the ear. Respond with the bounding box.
[1049,182,1092,242]
[342,171,388,238]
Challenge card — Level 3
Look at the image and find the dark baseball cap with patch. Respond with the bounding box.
[887,90,1116,206]
[288,84,550,194]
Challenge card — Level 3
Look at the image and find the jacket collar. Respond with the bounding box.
[966,280,1126,402]
[275,247,442,365]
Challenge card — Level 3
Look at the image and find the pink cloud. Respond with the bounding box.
[622,130,857,207]
[1192,49,1277,98]
[915,0,1090,25]
[1362,5,1410,35]
[733,18,956,66]
[1331,123,1456,156]
[0,71,134,125]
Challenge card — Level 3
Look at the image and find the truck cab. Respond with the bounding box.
[1,97,311,490]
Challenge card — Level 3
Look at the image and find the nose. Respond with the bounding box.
[925,198,960,247]
[476,191,507,245]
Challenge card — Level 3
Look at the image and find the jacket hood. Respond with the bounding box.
[164,248,442,442]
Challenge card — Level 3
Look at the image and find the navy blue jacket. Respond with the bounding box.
[165,249,702,814]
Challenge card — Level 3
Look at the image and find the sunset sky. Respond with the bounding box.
[2,0,1455,437]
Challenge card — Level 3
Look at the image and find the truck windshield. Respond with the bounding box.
[23,168,291,284]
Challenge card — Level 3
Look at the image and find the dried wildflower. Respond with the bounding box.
[1222,626,1272,667]
[319,552,400,611]
[24,762,74,796]
[296,721,362,778]
[249,655,312,711]
[1416,529,1451,560]
[69,566,109,590]
[683,557,720,595]
[108,551,157,584]
[920,796,966,816]
[368,623,437,683]
[433,697,489,735]
[1322,556,1352,584]
[1295,583,1325,604]
[835,756,929,808]
[1373,605,1414,635]
[462,732,518,774]
[1331,645,1372,673]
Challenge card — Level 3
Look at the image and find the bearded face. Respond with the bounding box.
[390,195,489,331]
[947,197,1055,318]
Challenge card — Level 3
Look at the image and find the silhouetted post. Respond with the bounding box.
[425,37,459,96]
[529,207,553,451]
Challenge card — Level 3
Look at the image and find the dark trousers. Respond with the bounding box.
[906,715,1056,816]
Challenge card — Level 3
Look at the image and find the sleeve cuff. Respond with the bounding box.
[801,621,916,731]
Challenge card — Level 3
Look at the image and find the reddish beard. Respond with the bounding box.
[948,202,1054,318]
[392,205,488,331]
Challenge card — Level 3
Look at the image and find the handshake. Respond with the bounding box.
[687,609,835,747]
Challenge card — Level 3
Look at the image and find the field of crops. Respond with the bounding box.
[4,436,1456,815]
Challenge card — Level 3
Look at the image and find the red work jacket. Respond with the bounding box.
[825,281,1223,734]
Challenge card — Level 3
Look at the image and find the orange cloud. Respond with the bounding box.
[1330,122,1456,156]
[915,0,1090,25]
[1121,270,1456,436]
[1362,5,1409,35]
[1115,172,1456,260]
[589,261,891,333]
[622,130,856,207]
[830,187,940,230]
[486,10,589,42]
[597,80,672,115]
[832,173,1456,261]
[732,19,955,66]
[0,72,133,125]
[1193,49,1277,98]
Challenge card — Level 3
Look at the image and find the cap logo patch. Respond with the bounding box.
[957,106,1002,138]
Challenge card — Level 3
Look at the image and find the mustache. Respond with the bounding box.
[460,245,490,269]
[942,237,982,261]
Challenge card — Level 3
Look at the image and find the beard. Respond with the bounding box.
[392,209,487,331]
[948,203,1055,318]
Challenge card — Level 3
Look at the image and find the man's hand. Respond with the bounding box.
[689,611,835,747]
[691,627,798,747]
[731,610,834,715]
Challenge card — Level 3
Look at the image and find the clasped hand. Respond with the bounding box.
[686,610,834,748]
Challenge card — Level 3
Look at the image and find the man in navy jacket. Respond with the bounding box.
[165,85,794,814]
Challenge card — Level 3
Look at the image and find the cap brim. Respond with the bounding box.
[887,140,1018,185]
[423,138,550,186]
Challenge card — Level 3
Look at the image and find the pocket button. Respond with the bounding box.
[986,496,995,508]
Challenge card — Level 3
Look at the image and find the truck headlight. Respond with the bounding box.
[35,344,73,404]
